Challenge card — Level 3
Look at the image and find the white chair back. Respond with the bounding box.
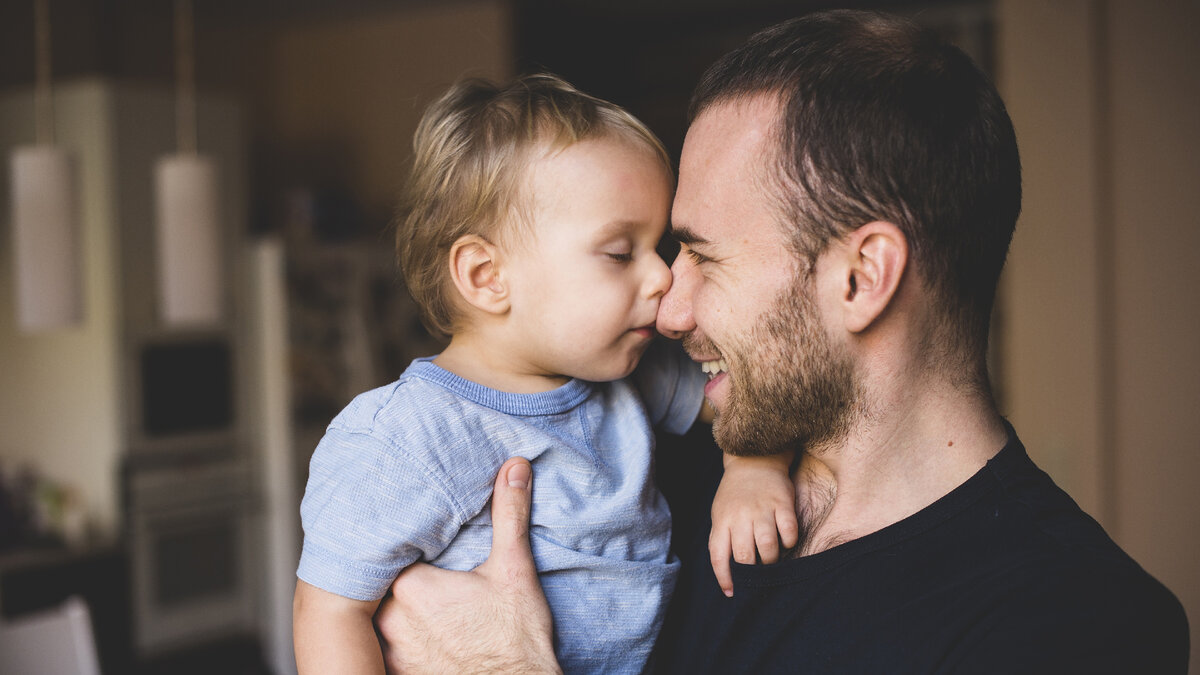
[0,595,102,675]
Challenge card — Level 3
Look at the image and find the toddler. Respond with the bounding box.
[293,73,797,674]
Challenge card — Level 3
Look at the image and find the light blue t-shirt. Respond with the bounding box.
[298,340,706,673]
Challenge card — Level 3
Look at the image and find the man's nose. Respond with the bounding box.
[657,256,697,340]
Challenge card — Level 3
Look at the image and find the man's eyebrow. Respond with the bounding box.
[670,225,709,247]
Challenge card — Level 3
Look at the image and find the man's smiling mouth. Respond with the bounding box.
[700,358,728,380]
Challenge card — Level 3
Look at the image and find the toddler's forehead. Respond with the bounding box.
[528,136,671,192]
[517,139,671,240]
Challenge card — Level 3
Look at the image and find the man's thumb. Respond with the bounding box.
[486,457,537,579]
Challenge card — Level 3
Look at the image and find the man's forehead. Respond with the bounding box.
[679,98,778,194]
[687,95,780,147]
[673,95,780,241]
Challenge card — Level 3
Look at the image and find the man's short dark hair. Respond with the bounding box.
[691,10,1021,364]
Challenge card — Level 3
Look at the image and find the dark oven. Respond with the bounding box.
[127,459,258,655]
[124,336,259,656]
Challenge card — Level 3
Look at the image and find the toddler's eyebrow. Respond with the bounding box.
[598,219,644,239]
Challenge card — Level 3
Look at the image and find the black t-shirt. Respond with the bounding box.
[653,424,1190,674]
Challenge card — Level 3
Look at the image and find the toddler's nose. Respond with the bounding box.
[645,255,673,300]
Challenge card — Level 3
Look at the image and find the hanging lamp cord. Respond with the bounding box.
[175,0,197,155]
[33,0,53,145]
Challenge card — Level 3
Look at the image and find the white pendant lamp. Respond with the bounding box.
[155,0,222,326]
[10,0,82,332]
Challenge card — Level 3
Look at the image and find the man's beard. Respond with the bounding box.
[687,275,860,457]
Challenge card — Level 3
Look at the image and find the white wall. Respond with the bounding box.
[0,82,124,537]
[998,0,1200,665]
[1107,0,1200,653]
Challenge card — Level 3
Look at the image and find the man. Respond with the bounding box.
[375,10,1189,672]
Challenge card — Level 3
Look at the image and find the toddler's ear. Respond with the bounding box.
[449,235,509,315]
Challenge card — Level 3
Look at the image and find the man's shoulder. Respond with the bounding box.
[960,448,1190,671]
[994,535,1183,614]
[951,545,1189,672]
[979,439,1135,564]
[980,448,1177,598]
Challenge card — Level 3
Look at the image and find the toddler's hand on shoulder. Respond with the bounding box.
[708,452,799,597]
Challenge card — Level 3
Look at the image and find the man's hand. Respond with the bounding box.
[375,457,561,674]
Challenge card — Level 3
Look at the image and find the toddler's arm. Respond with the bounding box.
[709,451,799,597]
[294,579,385,674]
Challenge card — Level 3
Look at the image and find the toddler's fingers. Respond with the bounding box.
[755,519,780,565]
[777,508,800,550]
[731,526,757,566]
[708,528,734,597]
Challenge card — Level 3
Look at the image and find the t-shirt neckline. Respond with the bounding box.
[729,423,1028,586]
[407,357,593,416]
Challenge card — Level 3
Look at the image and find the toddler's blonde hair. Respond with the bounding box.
[396,73,672,340]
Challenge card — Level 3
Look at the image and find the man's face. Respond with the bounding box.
[659,97,859,456]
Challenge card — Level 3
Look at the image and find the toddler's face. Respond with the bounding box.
[504,135,674,382]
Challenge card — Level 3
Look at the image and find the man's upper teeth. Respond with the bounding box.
[701,359,728,375]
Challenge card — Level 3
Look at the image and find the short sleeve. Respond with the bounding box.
[634,338,707,435]
[296,424,466,601]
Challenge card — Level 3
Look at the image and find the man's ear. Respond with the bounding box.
[839,221,907,334]
[448,234,509,315]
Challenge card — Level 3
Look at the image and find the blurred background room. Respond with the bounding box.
[0,0,1195,672]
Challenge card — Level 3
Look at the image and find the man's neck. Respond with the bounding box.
[787,379,1008,558]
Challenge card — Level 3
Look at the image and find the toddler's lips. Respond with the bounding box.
[632,324,656,339]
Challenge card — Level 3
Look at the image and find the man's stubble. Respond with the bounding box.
[688,271,862,459]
